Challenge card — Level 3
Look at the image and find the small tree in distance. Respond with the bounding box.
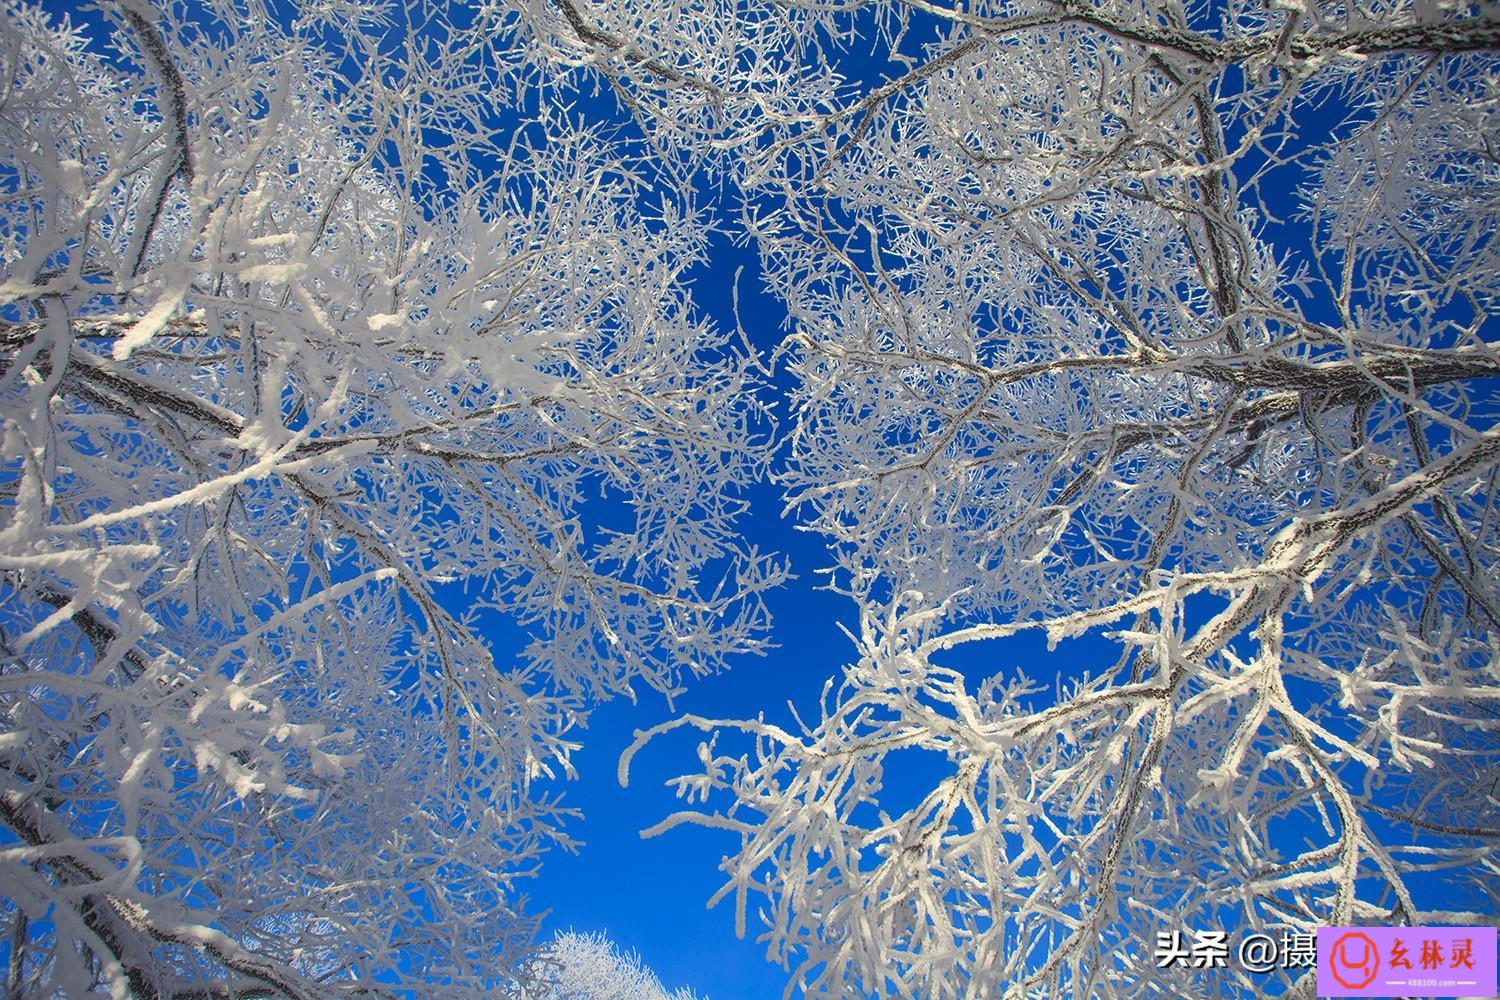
[0,1,779,995]
[527,930,704,1000]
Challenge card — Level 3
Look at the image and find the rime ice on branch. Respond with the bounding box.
[525,930,705,1000]
[520,1,1500,996]
[0,2,780,995]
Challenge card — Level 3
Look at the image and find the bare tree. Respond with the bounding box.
[514,0,1500,995]
[0,1,780,995]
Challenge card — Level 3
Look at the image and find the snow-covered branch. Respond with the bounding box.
[0,1,780,993]
[519,0,1500,994]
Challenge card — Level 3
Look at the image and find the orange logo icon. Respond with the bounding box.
[1329,931,1381,989]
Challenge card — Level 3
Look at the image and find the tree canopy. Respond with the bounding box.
[0,1,778,994]
[3,0,1498,997]
[561,0,1500,994]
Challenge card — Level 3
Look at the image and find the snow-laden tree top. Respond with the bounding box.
[519,0,1500,995]
[0,1,779,995]
[526,930,705,1000]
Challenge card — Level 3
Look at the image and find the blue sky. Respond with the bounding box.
[522,232,846,1000]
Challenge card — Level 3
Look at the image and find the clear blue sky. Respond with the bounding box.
[522,233,846,1000]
